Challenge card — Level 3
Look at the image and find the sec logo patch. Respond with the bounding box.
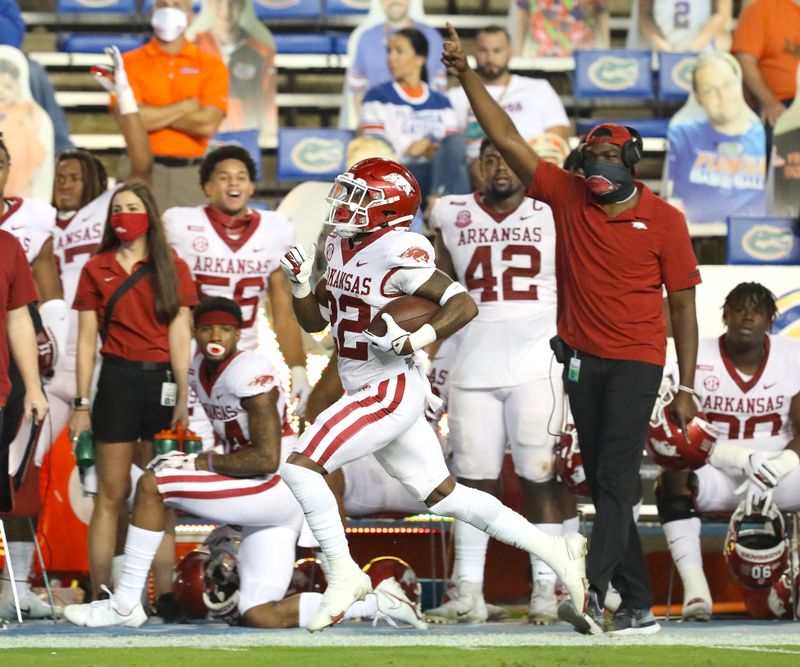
[456,210,472,228]
[326,243,334,260]
[704,376,720,391]
[193,237,209,252]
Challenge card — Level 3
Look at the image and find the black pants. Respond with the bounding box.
[563,348,662,610]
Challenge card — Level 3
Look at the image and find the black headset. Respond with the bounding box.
[581,125,644,169]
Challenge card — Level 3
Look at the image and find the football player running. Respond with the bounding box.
[163,146,311,422]
[424,138,578,625]
[656,282,800,621]
[279,157,589,633]
[63,297,424,629]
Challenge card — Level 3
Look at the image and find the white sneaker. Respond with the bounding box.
[486,602,507,622]
[604,585,622,614]
[682,596,712,621]
[306,563,372,632]
[425,580,488,624]
[529,579,558,625]
[64,587,147,628]
[373,577,428,630]
[0,587,63,620]
[547,533,588,614]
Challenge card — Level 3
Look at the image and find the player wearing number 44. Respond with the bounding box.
[278,156,590,633]
[163,146,311,417]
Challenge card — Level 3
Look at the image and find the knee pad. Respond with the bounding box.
[655,471,699,523]
[513,445,555,484]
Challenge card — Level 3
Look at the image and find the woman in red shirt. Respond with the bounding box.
[68,182,197,599]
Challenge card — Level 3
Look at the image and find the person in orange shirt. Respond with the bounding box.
[119,0,228,209]
[732,0,800,152]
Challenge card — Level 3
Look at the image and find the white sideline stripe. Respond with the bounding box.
[708,646,800,655]
[2,625,800,649]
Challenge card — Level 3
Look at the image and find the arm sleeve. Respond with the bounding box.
[385,266,437,296]
[8,240,37,310]
[175,257,200,307]
[72,264,100,311]
[200,54,229,112]
[660,215,702,292]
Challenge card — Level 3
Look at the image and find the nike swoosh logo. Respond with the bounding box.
[520,214,537,220]
[763,382,777,389]
[104,277,115,282]
[356,261,368,267]
[252,247,266,253]
[11,225,24,230]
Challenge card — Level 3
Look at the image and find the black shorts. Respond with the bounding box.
[92,356,174,444]
[0,360,25,511]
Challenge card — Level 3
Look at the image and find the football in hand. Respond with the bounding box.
[367,296,439,337]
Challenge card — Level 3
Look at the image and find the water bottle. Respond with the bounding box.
[153,428,180,456]
[74,430,94,470]
[182,434,203,455]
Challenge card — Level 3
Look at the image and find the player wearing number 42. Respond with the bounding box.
[278,157,591,633]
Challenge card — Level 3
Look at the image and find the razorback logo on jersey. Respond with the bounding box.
[249,374,274,388]
[399,247,430,263]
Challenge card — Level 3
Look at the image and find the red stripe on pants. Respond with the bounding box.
[161,475,281,501]
[316,373,406,467]
[300,378,390,459]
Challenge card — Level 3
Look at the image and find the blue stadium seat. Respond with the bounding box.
[273,33,333,54]
[277,128,353,182]
[574,49,654,100]
[211,130,263,180]
[141,0,201,12]
[56,0,137,14]
[56,32,147,53]
[330,32,349,55]
[324,0,369,15]
[726,217,800,264]
[253,0,322,20]
[576,117,670,139]
[658,52,697,103]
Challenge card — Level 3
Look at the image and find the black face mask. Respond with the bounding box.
[582,158,636,204]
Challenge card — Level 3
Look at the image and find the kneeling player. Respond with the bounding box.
[656,283,800,620]
[64,298,424,629]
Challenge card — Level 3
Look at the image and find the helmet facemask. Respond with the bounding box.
[324,171,411,238]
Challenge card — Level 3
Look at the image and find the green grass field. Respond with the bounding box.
[2,646,798,667]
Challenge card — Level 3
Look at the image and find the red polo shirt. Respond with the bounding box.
[528,161,701,366]
[1,231,38,403]
[73,250,198,363]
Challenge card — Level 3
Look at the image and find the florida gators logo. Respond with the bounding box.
[742,225,795,262]
[399,247,430,263]
[290,137,345,175]
[587,56,640,92]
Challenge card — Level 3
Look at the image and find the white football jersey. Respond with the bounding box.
[0,197,57,264]
[447,75,569,161]
[653,0,713,51]
[430,193,558,387]
[189,349,293,460]
[165,206,295,350]
[694,335,800,453]
[53,188,114,363]
[322,228,437,393]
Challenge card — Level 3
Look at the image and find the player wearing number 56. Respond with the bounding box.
[163,146,311,417]
[69,182,198,601]
[278,157,590,634]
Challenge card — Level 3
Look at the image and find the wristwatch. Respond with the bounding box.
[73,397,90,408]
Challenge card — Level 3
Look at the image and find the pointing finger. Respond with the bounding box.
[446,22,459,42]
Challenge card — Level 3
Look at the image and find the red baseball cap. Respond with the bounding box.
[585,123,635,148]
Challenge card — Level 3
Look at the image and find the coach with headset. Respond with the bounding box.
[443,26,701,635]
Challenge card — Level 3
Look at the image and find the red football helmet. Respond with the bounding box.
[767,567,799,619]
[202,527,241,625]
[173,548,210,619]
[362,556,421,605]
[554,424,590,496]
[324,158,421,238]
[284,558,328,598]
[724,500,788,590]
[647,385,717,470]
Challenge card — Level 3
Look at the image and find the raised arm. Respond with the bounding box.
[280,244,329,333]
[442,24,539,186]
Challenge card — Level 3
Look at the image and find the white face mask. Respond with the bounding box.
[151,7,188,42]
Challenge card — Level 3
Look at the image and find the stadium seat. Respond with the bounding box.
[575,117,670,139]
[277,128,353,182]
[141,0,201,12]
[253,0,322,20]
[324,0,370,15]
[56,32,147,53]
[211,129,262,180]
[56,0,137,14]
[273,33,334,55]
[658,51,697,103]
[726,216,800,264]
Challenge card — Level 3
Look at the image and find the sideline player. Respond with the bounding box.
[424,138,578,625]
[0,133,62,620]
[163,146,311,422]
[657,282,800,620]
[278,157,588,632]
[63,298,423,629]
